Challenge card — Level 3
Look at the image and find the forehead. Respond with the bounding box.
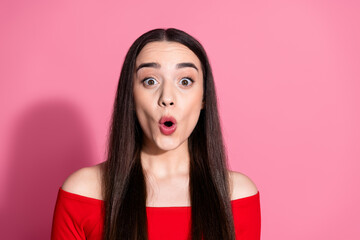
[136,41,201,67]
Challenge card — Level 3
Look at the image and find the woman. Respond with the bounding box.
[51,28,260,240]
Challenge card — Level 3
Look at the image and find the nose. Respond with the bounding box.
[158,81,175,107]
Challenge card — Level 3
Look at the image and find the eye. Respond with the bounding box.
[179,77,194,87]
[142,77,158,86]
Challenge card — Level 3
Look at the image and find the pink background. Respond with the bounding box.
[1,0,359,239]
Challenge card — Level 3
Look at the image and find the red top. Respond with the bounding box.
[51,187,261,240]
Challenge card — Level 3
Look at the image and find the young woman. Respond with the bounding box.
[51,28,260,240]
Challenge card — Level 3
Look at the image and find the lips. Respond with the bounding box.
[159,116,177,135]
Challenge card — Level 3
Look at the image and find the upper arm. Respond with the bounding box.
[229,170,258,200]
[61,164,103,200]
[230,172,261,239]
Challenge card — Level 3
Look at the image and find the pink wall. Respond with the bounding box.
[1,0,359,239]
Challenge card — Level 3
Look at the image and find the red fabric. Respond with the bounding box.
[51,187,261,239]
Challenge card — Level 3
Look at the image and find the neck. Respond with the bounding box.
[140,140,190,180]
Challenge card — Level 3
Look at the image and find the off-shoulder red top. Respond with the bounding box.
[51,187,260,239]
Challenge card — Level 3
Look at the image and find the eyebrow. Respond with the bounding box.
[176,62,198,71]
[135,62,199,72]
[136,62,160,72]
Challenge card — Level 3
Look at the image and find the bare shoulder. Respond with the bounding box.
[228,170,258,200]
[61,162,105,200]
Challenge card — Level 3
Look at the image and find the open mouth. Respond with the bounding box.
[164,121,173,127]
[159,116,177,135]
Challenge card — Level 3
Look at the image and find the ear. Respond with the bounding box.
[201,101,205,109]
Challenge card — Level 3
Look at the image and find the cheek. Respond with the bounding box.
[133,95,155,133]
[134,88,151,114]
[182,92,203,131]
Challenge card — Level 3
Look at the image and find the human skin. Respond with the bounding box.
[60,42,257,206]
[133,41,204,181]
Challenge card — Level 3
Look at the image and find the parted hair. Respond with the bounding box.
[102,28,235,240]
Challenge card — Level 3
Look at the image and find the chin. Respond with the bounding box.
[156,139,179,151]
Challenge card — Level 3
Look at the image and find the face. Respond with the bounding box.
[133,41,204,152]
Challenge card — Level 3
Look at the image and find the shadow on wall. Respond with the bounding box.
[0,99,96,239]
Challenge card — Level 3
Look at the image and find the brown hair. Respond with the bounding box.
[103,28,235,240]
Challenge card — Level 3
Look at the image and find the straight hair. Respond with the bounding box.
[103,28,235,240]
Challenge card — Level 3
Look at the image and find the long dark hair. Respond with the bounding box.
[103,28,235,240]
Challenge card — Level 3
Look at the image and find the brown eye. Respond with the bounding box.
[143,77,158,86]
[179,77,193,87]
